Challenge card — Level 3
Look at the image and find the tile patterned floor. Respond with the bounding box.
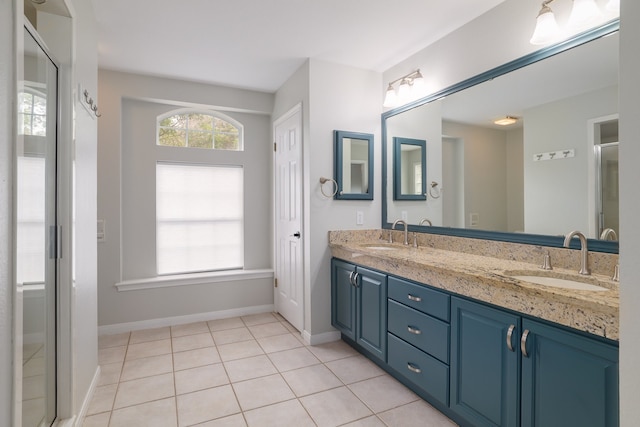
[84,313,458,427]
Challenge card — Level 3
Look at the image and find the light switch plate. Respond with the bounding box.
[356,211,364,225]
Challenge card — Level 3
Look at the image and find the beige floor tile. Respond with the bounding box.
[22,397,44,427]
[114,373,174,409]
[98,332,130,349]
[348,375,419,413]
[325,355,385,384]
[231,374,295,411]
[98,345,126,365]
[173,346,221,371]
[307,340,359,362]
[109,397,177,427]
[267,347,320,372]
[126,339,172,360]
[23,343,42,360]
[212,327,254,345]
[217,340,264,362]
[130,327,171,344]
[257,334,304,354]
[340,416,387,427]
[22,375,44,399]
[172,332,214,353]
[300,386,373,427]
[223,355,278,383]
[240,312,279,326]
[171,321,210,337]
[176,385,240,427]
[86,384,117,415]
[208,317,245,332]
[81,412,111,427]
[282,363,343,397]
[197,413,247,427]
[247,322,289,338]
[378,400,458,427]
[243,398,315,427]
[280,320,303,335]
[23,356,44,377]
[175,363,229,395]
[97,362,122,386]
[120,353,173,382]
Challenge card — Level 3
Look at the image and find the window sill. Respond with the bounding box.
[115,269,274,292]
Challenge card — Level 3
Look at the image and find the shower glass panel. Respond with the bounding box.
[18,25,58,427]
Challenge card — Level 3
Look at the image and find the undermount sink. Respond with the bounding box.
[509,274,609,292]
[362,244,400,251]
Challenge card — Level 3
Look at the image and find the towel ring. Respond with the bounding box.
[319,177,338,198]
[429,181,442,199]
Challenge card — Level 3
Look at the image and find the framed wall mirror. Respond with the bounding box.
[393,137,426,200]
[382,21,619,253]
[334,130,374,200]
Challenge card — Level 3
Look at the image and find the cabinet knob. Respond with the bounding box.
[407,326,422,335]
[407,363,422,374]
[407,294,422,302]
[521,329,530,358]
[506,324,516,352]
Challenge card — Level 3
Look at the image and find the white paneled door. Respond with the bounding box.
[274,105,304,332]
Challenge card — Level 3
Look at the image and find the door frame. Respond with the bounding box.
[272,102,305,332]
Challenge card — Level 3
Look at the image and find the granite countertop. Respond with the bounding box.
[329,230,619,341]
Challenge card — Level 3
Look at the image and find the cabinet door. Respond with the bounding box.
[331,259,356,340]
[450,297,520,427]
[521,319,619,427]
[356,266,387,361]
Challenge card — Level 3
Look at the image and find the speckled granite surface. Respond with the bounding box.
[329,229,619,341]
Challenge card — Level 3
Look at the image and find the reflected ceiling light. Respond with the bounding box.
[494,116,519,126]
[31,0,47,4]
[530,0,614,46]
[383,69,424,108]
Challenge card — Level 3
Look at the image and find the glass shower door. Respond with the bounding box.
[18,25,58,427]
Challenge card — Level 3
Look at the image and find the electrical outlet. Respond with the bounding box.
[356,211,364,225]
[97,219,106,242]
[469,213,479,227]
[401,211,408,221]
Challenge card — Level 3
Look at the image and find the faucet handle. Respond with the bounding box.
[612,264,619,282]
[413,233,418,248]
[540,253,553,270]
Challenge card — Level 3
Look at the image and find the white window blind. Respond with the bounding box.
[156,163,244,275]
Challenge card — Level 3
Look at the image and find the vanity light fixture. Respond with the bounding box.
[383,69,424,108]
[494,116,519,126]
[530,0,614,45]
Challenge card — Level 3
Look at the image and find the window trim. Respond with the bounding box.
[156,108,244,150]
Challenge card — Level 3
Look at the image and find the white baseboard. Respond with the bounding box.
[303,329,341,346]
[98,304,275,335]
[65,365,100,427]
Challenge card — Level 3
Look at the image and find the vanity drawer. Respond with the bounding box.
[388,276,450,322]
[388,299,450,363]
[388,333,449,406]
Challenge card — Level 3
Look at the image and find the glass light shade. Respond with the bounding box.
[530,9,561,45]
[411,72,425,92]
[383,85,398,108]
[567,0,602,32]
[606,0,619,12]
[397,79,411,103]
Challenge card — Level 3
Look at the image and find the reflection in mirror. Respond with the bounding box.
[382,22,619,252]
[393,137,426,200]
[334,130,374,200]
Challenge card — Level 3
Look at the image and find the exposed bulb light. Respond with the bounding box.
[530,1,561,45]
[567,0,603,32]
[494,116,518,126]
[382,69,425,108]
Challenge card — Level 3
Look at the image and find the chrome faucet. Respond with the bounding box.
[563,230,590,275]
[390,220,409,245]
[599,228,618,241]
[419,218,432,226]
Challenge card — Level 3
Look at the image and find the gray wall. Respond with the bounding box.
[97,70,275,327]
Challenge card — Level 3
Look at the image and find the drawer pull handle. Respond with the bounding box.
[506,324,516,352]
[407,294,422,302]
[407,326,422,335]
[521,329,530,358]
[407,363,422,374]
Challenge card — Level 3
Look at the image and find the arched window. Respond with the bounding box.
[157,110,243,150]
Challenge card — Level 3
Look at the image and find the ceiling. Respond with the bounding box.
[91,0,507,93]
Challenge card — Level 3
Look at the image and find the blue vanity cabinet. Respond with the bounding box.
[450,297,521,427]
[331,259,387,362]
[520,318,619,427]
